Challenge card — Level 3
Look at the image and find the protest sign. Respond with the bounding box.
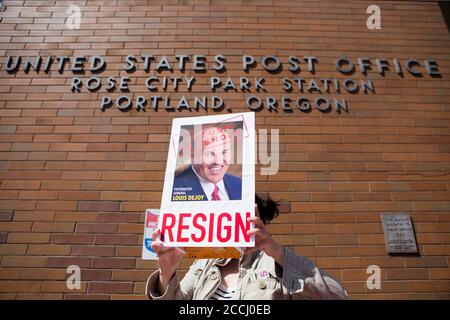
[142,209,160,260]
[157,112,255,257]
[141,207,244,259]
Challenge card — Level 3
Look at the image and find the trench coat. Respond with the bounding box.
[146,247,348,300]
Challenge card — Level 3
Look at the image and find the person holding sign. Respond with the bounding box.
[172,125,242,201]
[145,194,348,300]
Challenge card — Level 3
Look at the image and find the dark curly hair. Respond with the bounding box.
[255,193,280,224]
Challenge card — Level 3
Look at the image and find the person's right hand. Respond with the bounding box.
[151,229,185,289]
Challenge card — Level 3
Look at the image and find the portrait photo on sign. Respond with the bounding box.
[171,120,244,202]
[158,113,255,248]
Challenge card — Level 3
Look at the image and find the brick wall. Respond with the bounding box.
[0,0,449,299]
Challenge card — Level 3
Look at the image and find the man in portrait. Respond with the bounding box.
[172,125,242,201]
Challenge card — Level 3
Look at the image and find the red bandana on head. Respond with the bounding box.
[195,126,232,149]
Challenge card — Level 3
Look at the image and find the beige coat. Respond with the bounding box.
[146,247,348,300]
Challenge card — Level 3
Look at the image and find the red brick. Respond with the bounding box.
[42,281,87,293]
[117,223,143,234]
[55,212,97,222]
[32,222,75,233]
[16,293,63,300]
[429,268,450,280]
[0,268,22,280]
[58,191,100,201]
[115,246,141,257]
[18,191,59,200]
[405,257,448,268]
[64,294,109,300]
[71,245,115,257]
[2,256,47,268]
[408,281,450,293]
[94,234,138,245]
[79,269,112,281]
[91,257,136,269]
[0,210,14,221]
[46,257,91,268]
[385,269,429,281]
[0,281,42,293]
[0,232,8,244]
[0,244,27,255]
[7,232,50,244]
[88,282,134,294]
[316,234,357,246]
[37,201,77,211]
[97,212,140,223]
[27,244,71,256]
[21,268,67,280]
[75,223,118,234]
[1,180,40,190]
[51,234,94,245]
[78,201,120,212]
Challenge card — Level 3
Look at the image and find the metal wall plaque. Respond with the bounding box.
[381,213,418,254]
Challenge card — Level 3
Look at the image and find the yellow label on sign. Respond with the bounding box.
[185,247,241,259]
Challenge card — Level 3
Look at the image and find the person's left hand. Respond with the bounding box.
[245,204,285,266]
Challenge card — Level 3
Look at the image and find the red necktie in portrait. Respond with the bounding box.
[211,185,221,201]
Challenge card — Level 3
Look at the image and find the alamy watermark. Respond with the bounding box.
[66,265,81,290]
[366,5,381,30]
[366,265,381,290]
[66,5,81,30]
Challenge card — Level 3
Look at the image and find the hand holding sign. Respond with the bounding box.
[245,204,285,267]
[151,229,186,294]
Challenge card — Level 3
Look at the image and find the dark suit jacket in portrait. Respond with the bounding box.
[171,166,242,201]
